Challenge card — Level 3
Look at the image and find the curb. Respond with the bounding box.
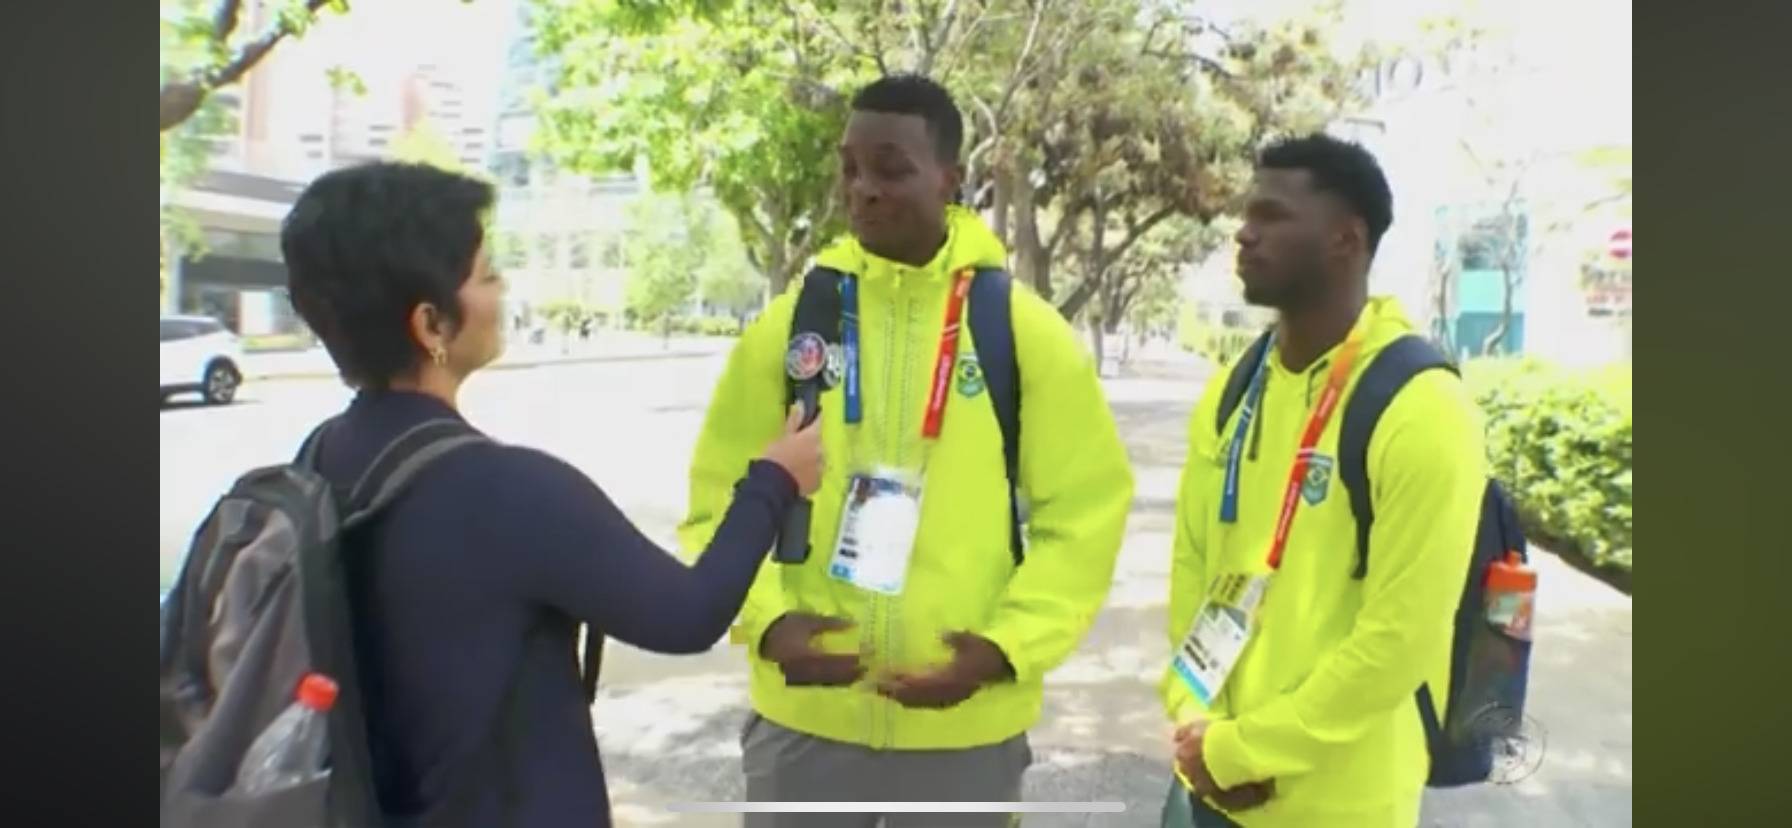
[246,348,725,382]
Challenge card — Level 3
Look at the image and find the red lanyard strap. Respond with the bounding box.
[922,270,973,440]
[1265,333,1366,570]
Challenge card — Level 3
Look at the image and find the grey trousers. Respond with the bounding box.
[740,712,1033,828]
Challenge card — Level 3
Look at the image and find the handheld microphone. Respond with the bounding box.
[775,334,840,564]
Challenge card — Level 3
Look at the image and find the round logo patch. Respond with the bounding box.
[822,343,845,388]
[1469,704,1548,784]
[785,333,827,381]
[956,354,986,397]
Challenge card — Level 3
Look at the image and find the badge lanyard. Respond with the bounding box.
[841,268,972,444]
[1219,325,1368,571]
[1218,336,1275,524]
[842,275,863,424]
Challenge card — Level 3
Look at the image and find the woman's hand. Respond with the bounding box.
[760,404,824,496]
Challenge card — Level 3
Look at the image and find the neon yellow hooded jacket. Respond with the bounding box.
[680,206,1134,750]
[1160,298,1486,826]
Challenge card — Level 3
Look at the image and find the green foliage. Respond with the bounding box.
[1176,306,1256,367]
[534,0,863,290]
[531,0,1370,308]
[326,64,368,96]
[620,193,716,331]
[538,298,591,334]
[701,264,762,320]
[1464,358,1633,572]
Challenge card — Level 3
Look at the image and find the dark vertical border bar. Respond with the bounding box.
[0,0,150,821]
[1635,0,1792,823]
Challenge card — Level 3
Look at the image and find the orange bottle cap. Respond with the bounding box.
[297,673,339,712]
[1485,551,1536,592]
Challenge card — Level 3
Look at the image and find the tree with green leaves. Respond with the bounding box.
[535,0,870,294]
[959,1,1365,317]
[159,0,353,132]
[621,193,714,342]
[701,265,764,327]
[532,0,1365,319]
[159,0,724,131]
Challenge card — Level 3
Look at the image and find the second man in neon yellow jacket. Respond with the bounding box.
[679,76,1133,825]
[1160,135,1485,827]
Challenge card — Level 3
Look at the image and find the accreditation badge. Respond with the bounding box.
[1172,573,1269,706]
[827,468,924,596]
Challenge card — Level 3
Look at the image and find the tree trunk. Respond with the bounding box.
[1058,198,1108,322]
[1481,263,1517,355]
[991,165,1012,245]
[160,84,209,132]
[1090,316,1107,377]
[1010,171,1052,298]
[766,245,795,297]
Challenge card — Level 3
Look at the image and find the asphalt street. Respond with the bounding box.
[159,348,1631,827]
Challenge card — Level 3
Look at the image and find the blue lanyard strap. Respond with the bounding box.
[1219,334,1274,524]
[842,275,863,424]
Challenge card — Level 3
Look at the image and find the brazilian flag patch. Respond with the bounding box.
[1301,454,1335,505]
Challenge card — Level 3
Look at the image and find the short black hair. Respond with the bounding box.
[850,74,963,163]
[1258,134,1394,256]
[282,162,494,388]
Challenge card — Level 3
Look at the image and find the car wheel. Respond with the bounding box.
[202,361,240,405]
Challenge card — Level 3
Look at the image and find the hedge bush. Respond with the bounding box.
[1463,358,1633,572]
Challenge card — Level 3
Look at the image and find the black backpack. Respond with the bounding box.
[158,418,606,826]
[1215,332,1534,788]
[789,265,1026,563]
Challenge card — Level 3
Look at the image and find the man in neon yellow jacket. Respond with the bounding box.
[1160,135,1485,826]
[679,75,1133,827]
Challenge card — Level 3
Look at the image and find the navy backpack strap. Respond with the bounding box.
[1337,335,1458,579]
[341,419,488,526]
[787,267,845,406]
[1215,330,1275,434]
[968,268,1023,565]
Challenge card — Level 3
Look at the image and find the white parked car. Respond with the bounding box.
[159,316,245,405]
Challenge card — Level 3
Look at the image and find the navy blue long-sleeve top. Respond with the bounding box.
[313,390,796,827]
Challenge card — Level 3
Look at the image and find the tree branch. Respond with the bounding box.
[932,0,996,78]
[211,0,246,40]
[866,0,892,74]
[1103,205,1177,268]
[995,0,1050,119]
[1055,277,1099,321]
[1047,197,1087,258]
[159,0,333,131]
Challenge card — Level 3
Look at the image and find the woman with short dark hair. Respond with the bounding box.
[281,161,820,827]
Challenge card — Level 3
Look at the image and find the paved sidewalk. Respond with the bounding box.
[588,350,1633,827]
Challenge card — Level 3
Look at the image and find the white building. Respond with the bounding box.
[1190,0,1632,366]
[162,0,515,330]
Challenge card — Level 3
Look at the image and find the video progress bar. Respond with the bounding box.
[668,802,1126,813]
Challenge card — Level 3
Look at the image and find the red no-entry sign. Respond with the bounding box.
[1608,228,1632,260]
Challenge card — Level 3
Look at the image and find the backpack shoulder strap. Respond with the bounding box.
[342,419,488,526]
[1215,330,1275,434]
[1338,335,1459,579]
[787,266,846,406]
[968,267,1022,564]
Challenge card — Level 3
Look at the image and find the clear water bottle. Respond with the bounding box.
[229,672,338,796]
